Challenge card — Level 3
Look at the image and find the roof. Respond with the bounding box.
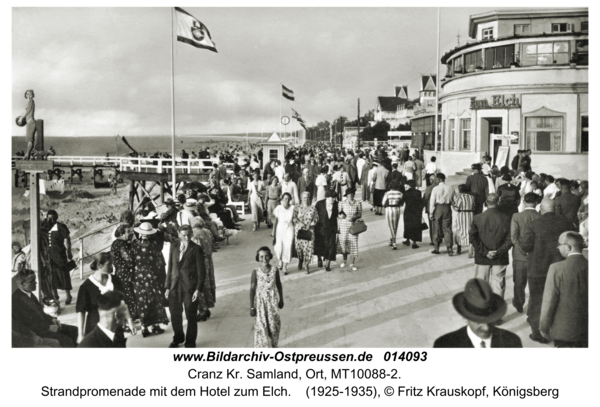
[421,75,437,91]
[394,86,408,98]
[377,96,411,112]
[262,132,289,145]
[468,8,588,38]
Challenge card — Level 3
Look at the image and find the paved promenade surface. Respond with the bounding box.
[58,186,549,348]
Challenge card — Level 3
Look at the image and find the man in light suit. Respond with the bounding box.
[165,225,206,348]
[510,193,541,313]
[539,232,588,347]
[520,198,576,344]
[371,160,389,216]
[434,278,522,348]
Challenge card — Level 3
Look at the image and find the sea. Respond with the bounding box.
[11,133,273,156]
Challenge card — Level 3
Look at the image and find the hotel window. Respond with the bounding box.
[576,40,588,65]
[522,41,569,65]
[514,24,530,35]
[453,57,463,74]
[525,117,563,152]
[449,119,455,150]
[442,120,446,150]
[552,23,572,33]
[482,28,493,40]
[460,119,471,150]
[581,21,588,32]
[581,116,588,153]
[485,45,514,69]
[464,50,483,72]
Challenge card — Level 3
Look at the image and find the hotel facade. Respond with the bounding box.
[436,8,588,179]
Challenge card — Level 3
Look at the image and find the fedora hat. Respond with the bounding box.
[134,222,157,235]
[452,278,506,323]
[344,187,357,197]
[163,198,175,206]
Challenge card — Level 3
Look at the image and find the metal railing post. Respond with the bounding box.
[79,238,84,279]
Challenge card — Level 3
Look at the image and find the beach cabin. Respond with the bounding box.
[261,132,289,168]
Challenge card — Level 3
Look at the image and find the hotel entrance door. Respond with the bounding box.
[490,120,503,164]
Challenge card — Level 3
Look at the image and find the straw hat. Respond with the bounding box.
[134,222,157,235]
[184,199,197,208]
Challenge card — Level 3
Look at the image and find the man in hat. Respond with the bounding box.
[466,163,489,215]
[177,199,199,228]
[165,225,205,348]
[433,278,522,348]
[469,194,513,311]
[520,198,577,344]
[539,232,588,347]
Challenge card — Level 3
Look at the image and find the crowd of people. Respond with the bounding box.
[12,140,588,349]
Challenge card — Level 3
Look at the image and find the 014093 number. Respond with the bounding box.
[383,351,427,362]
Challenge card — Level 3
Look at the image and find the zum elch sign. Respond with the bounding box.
[470,94,521,110]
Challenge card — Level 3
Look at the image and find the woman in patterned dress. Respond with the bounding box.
[451,184,475,255]
[191,217,216,322]
[293,191,319,274]
[110,224,137,321]
[271,193,295,275]
[132,222,170,337]
[382,180,404,250]
[337,187,362,271]
[250,247,284,348]
[265,176,282,228]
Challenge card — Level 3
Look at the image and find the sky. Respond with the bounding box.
[12,7,508,137]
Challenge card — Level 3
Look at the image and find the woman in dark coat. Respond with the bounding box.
[402,180,424,248]
[314,190,339,271]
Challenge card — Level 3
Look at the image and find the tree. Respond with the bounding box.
[359,120,391,142]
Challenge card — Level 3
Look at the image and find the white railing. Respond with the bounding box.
[13,156,235,174]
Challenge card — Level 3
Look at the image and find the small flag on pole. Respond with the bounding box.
[292,108,300,118]
[175,7,217,52]
[282,84,295,101]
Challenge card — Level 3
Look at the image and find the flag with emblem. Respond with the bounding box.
[282,84,295,101]
[292,108,300,118]
[175,7,217,53]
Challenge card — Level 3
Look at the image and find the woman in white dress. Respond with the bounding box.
[271,192,295,275]
[315,166,329,202]
[248,171,264,231]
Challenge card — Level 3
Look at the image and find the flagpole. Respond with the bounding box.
[434,7,440,154]
[171,7,177,198]
[279,84,282,135]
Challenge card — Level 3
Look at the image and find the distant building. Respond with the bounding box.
[374,85,416,129]
[411,74,441,150]
[437,8,588,179]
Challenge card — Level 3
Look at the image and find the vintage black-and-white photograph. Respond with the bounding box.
[11,7,588,349]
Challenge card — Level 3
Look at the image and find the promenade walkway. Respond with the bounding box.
[57,188,548,348]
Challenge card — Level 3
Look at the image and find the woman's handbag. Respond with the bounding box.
[421,216,429,231]
[350,219,367,235]
[297,229,313,241]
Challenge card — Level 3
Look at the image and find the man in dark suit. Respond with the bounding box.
[165,225,206,348]
[520,198,576,343]
[12,269,78,347]
[554,179,581,229]
[385,163,404,191]
[465,163,489,215]
[79,291,129,348]
[469,194,513,308]
[540,232,588,347]
[346,156,358,189]
[422,174,439,245]
[510,193,542,313]
[297,167,316,201]
[497,175,521,218]
[434,278,522,348]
